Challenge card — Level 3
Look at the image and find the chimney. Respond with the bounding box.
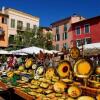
[2,6,5,14]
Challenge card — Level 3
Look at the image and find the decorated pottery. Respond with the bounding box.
[40,82,49,88]
[77,96,95,100]
[28,69,34,74]
[57,61,71,78]
[54,81,67,93]
[95,66,100,75]
[61,78,72,83]
[67,97,75,100]
[21,76,29,82]
[31,80,40,86]
[45,68,55,79]
[74,59,93,78]
[25,58,33,68]
[68,86,82,98]
[14,70,20,74]
[96,94,100,100]
[18,66,24,71]
[88,79,100,88]
[21,74,30,82]
[52,76,59,82]
[32,64,37,70]
[36,66,44,75]
[7,71,14,78]
[70,47,80,59]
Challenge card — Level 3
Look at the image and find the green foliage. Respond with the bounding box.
[45,32,53,50]
[14,27,53,50]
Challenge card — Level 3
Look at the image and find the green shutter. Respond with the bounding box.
[65,32,67,39]
[56,44,59,50]
[64,24,67,31]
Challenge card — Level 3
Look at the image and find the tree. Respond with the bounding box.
[14,27,53,50]
[45,32,53,50]
[15,28,36,48]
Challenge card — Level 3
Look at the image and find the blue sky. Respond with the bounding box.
[0,0,100,26]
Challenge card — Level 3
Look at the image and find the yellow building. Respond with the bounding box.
[0,6,40,46]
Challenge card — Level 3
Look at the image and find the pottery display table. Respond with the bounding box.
[0,81,34,100]
[80,85,99,97]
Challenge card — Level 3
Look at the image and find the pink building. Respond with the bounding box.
[51,15,85,51]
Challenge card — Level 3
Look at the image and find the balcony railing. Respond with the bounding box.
[17,26,34,32]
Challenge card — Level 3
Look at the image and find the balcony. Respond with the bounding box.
[17,26,33,32]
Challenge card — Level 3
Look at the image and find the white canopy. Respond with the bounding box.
[79,43,100,56]
[10,46,52,54]
[10,51,27,55]
[49,50,59,54]
[0,50,10,54]
[79,43,100,49]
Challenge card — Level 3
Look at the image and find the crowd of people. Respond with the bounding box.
[0,51,62,72]
[0,50,99,100]
[0,50,99,73]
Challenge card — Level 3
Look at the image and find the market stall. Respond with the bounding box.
[0,45,99,100]
[10,46,53,54]
[0,50,10,55]
[79,43,100,56]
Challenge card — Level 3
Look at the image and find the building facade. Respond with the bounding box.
[0,13,8,47]
[51,15,85,51]
[71,16,100,47]
[0,7,40,46]
[41,27,52,35]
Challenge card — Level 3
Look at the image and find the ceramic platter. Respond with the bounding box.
[45,67,55,79]
[70,47,80,59]
[74,59,93,78]
[77,96,95,100]
[68,86,82,98]
[36,66,44,75]
[57,61,71,78]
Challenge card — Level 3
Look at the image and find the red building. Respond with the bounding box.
[72,16,100,47]
[51,15,85,51]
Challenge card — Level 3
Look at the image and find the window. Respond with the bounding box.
[9,35,15,44]
[76,39,82,47]
[56,26,59,33]
[76,26,81,35]
[63,43,68,49]
[33,25,37,29]
[76,38,92,47]
[11,19,15,28]
[65,32,67,39]
[0,27,4,36]
[63,32,68,40]
[55,34,60,41]
[62,33,64,40]
[2,17,7,24]
[64,24,67,31]
[84,24,90,33]
[17,20,23,29]
[85,38,92,44]
[56,44,59,50]
[19,36,22,42]
[27,23,30,29]
[82,38,85,45]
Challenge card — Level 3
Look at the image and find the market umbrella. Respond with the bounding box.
[10,46,51,54]
[79,43,100,56]
[0,50,10,54]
